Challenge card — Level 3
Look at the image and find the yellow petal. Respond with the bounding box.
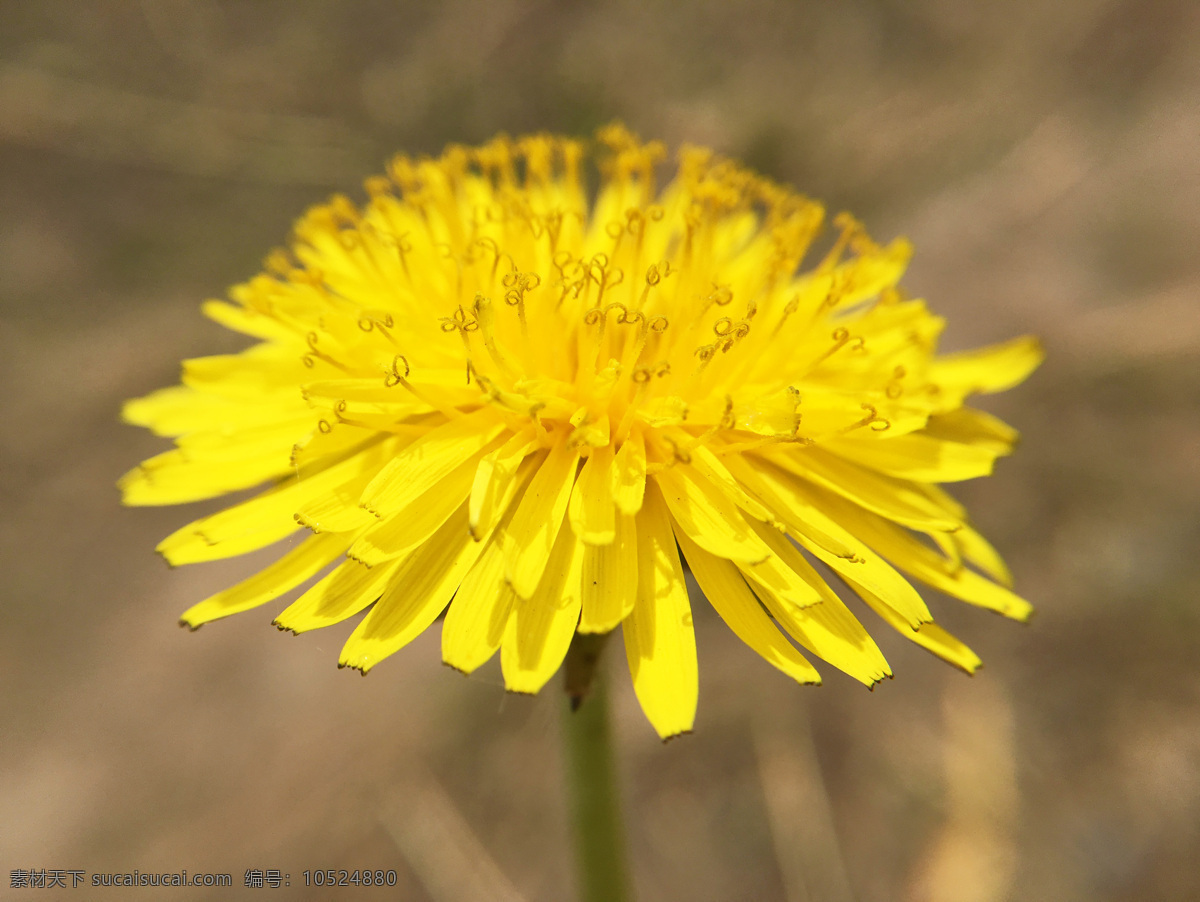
[732,458,933,628]
[653,465,771,564]
[273,556,400,633]
[622,482,698,740]
[348,442,494,566]
[118,446,291,506]
[921,407,1019,454]
[469,428,539,539]
[568,443,617,544]
[441,536,518,674]
[675,529,820,685]
[764,383,933,441]
[503,438,580,599]
[930,335,1044,396]
[294,489,377,534]
[181,532,347,627]
[160,525,299,566]
[501,520,584,694]
[339,503,489,673]
[778,474,932,627]
[181,346,307,398]
[722,453,858,559]
[289,423,378,472]
[685,443,778,525]
[173,412,314,458]
[930,530,963,571]
[913,482,967,520]
[739,518,825,610]
[579,513,637,633]
[829,237,912,310]
[753,575,892,688]
[847,576,982,674]
[159,438,395,564]
[441,458,538,673]
[288,437,402,533]
[762,445,962,532]
[302,377,442,406]
[954,523,1013,587]
[360,410,506,518]
[202,299,296,341]
[612,429,646,516]
[122,386,290,437]
[803,484,1032,621]
[158,503,294,566]
[824,432,1001,483]
[909,544,1034,620]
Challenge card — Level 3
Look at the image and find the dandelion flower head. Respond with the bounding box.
[121,125,1041,738]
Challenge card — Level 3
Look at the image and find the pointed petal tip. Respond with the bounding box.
[995,602,1035,624]
[502,572,536,602]
[579,529,617,546]
[576,619,624,636]
[116,476,144,506]
[865,668,895,691]
[337,658,371,676]
[660,728,694,745]
[905,613,936,631]
[179,602,219,628]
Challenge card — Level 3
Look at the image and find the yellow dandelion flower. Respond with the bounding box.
[120,125,1041,739]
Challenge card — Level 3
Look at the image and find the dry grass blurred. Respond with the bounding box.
[2,2,1198,900]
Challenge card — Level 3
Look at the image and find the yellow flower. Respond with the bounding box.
[120,125,1041,739]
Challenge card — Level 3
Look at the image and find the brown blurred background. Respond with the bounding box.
[2,2,1198,900]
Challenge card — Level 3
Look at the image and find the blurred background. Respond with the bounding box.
[2,1,1198,900]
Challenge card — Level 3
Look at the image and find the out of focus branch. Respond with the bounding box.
[380,766,527,902]
[0,63,376,185]
[754,712,857,902]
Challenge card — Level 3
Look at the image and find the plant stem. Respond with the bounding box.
[562,640,631,902]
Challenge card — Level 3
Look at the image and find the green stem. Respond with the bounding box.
[562,644,631,902]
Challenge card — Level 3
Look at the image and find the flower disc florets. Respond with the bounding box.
[121,124,1041,738]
